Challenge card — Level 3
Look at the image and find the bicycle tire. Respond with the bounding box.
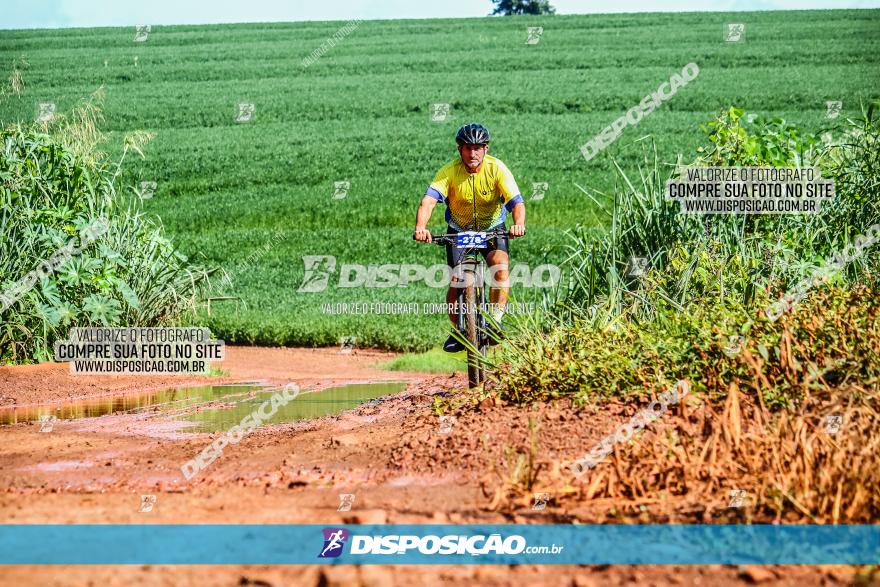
[465,273,482,388]
[476,278,488,385]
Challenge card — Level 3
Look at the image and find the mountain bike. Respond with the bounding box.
[416,228,508,388]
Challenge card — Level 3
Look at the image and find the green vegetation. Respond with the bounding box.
[482,104,880,524]
[492,0,556,16]
[493,103,880,407]
[383,346,467,373]
[0,10,878,352]
[0,91,215,362]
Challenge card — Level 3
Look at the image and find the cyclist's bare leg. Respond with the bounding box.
[446,278,459,326]
[486,250,510,319]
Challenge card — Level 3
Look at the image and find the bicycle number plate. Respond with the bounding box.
[455,231,488,249]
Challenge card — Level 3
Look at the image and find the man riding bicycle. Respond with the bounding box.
[413,123,526,353]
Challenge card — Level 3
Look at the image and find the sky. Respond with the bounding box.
[2,0,879,30]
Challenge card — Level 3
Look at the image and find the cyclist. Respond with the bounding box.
[413,123,526,352]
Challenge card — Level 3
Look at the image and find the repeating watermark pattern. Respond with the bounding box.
[338,493,356,512]
[723,335,744,357]
[530,182,548,201]
[746,113,758,123]
[138,181,157,200]
[431,103,451,122]
[139,494,157,512]
[826,100,842,119]
[667,166,835,214]
[570,380,690,478]
[580,63,699,162]
[181,383,301,480]
[133,56,139,67]
[134,25,151,43]
[38,415,57,433]
[333,180,350,200]
[298,256,336,293]
[321,301,535,316]
[824,415,843,435]
[339,336,356,354]
[725,23,745,42]
[626,256,648,278]
[532,493,550,511]
[822,126,865,146]
[728,489,748,508]
[439,415,456,434]
[36,102,56,123]
[235,102,255,123]
[55,327,223,375]
[104,59,109,68]
[213,228,286,294]
[297,256,560,292]
[525,27,544,45]
[766,223,880,321]
[301,19,362,68]
[0,217,108,312]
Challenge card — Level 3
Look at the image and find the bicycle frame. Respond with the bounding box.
[417,228,507,388]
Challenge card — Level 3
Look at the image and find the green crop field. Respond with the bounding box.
[1,10,878,351]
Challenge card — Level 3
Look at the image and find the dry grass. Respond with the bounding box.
[0,57,27,104]
[44,86,110,167]
[564,378,879,523]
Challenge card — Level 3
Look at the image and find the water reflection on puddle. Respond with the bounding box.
[0,381,407,429]
[184,382,407,432]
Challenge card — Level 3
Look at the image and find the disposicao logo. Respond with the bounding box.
[317,528,565,558]
[318,528,349,558]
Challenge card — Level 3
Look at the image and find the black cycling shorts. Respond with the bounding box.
[445,225,509,269]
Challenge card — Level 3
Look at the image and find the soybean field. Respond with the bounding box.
[1,9,878,350]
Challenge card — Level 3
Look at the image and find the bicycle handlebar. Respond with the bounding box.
[412,228,509,245]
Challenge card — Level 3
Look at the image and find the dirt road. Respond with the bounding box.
[0,347,861,586]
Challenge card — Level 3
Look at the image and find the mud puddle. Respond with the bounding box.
[0,381,407,429]
[0,382,267,425]
[183,381,407,431]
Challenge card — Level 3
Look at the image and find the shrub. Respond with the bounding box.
[498,102,880,405]
[0,91,217,362]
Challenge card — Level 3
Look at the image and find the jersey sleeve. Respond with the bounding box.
[496,160,524,211]
[426,165,450,202]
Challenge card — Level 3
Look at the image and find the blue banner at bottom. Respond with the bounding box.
[1,525,877,565]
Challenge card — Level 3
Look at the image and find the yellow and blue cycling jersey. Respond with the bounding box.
[425,154,524,231]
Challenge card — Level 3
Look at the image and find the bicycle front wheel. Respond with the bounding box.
[465,278,482,388]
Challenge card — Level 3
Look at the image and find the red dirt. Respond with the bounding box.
[0,347,867,586]
[0,346,425,406]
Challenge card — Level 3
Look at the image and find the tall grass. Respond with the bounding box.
[549,102,880,328]
[492,102,880,405]
[0,90,218,362]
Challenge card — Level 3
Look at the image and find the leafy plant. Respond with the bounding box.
[697,106,823,167]
[493,104,880,406]
[0,91,217,362]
